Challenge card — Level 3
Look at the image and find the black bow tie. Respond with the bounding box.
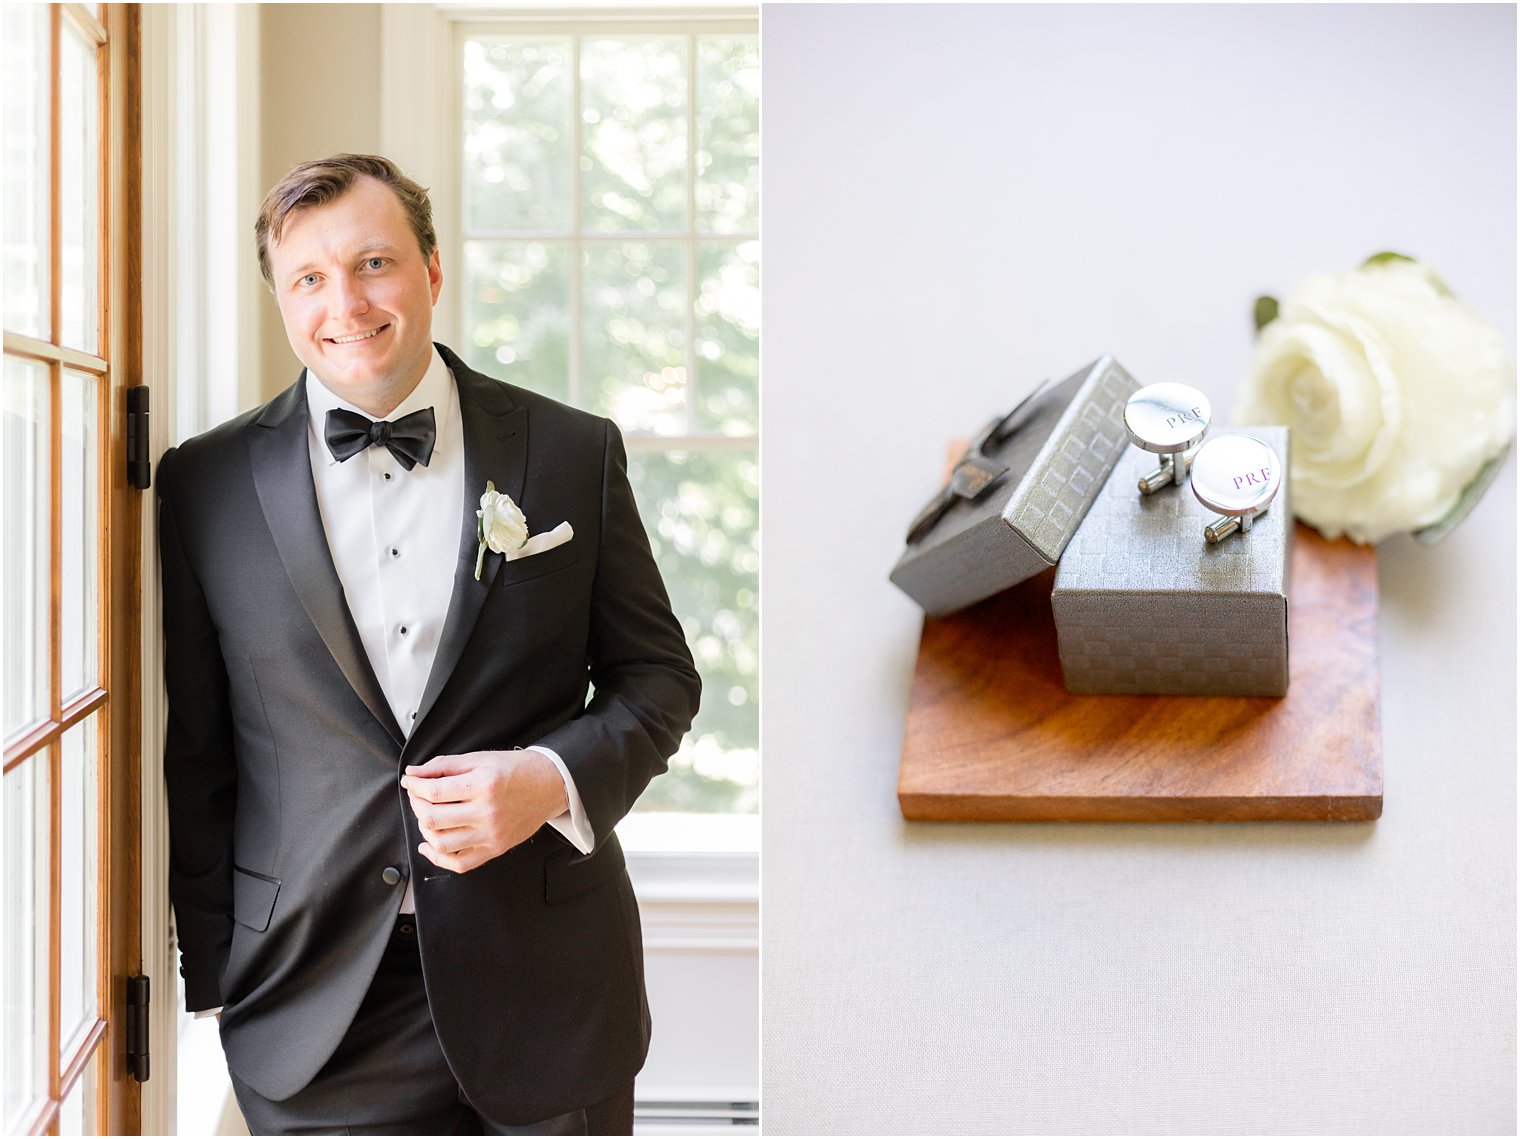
[324,406,437,470]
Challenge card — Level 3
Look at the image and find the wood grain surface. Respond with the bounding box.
[897,524,1383,822]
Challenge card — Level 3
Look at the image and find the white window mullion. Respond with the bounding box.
[622,432,755,452]
[463,229,731,241]
[569,33,583,410]
[454,24,467,358]
[684,32,699,439]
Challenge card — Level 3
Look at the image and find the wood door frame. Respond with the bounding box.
[102,3,144,1133]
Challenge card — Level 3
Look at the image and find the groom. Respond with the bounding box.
[158,154,700,1134]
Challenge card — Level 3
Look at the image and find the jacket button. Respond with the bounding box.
[382,866,403,886]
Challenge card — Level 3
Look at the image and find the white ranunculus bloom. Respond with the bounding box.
[479,482,528,554]
[1236,256,1515,544]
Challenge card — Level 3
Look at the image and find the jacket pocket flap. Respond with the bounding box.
[495,539,580,589]
[232,866,280,931]
[543,838,625,904]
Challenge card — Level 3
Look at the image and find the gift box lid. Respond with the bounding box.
[889,355,1139,616]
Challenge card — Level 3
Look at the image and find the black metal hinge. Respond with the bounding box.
[126,974,150,1082]
[126,386,151,490]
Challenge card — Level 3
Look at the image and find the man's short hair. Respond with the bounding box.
[255,153,437,289]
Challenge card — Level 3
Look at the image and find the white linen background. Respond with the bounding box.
[758,4,1516,1134]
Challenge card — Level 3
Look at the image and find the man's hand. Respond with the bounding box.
[400,749,569,873]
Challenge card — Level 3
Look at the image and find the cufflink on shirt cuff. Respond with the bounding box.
[524,745,595,854]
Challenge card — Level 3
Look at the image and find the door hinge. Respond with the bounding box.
[126,385,151,490]
[126,974,150,1082]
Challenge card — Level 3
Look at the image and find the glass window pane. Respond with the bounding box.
[583,242,686,433]
[581,38,687,233]
[627,450,758,814]
[60,714,100,1061]
[58,1043,98,1136]
[695,39,759,234]
[61,372,99,701]
[2,3,51,338]
[464,240,571,403]
[463,37,572,234]
[2,757,51,1131]
[60,18,100,354]
[3,356,51,738]
[694,241,758,435]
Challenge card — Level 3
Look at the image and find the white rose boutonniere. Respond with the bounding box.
[475,481,574,579]
[1236,253,1515,544]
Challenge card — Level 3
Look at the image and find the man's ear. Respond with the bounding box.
[428,247,443,304]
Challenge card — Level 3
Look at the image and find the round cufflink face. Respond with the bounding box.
[1125,382,1212,494]
[1191,433,1282,541]
[1190,433,1281,515]
[1123,383,1212,455]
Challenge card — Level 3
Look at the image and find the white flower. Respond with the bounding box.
[475,480,528,579]
[1236,255,1515,544]
[472,482,576,579]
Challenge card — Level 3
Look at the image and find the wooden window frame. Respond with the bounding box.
[2,4,142,1134]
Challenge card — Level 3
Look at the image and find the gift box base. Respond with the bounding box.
[896,524,1382,823]
[1052,425,1292,697]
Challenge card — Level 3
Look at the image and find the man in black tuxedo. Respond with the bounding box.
[158,153,700,1134]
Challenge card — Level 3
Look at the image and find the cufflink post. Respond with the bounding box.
[1123,382,1212,494]
[1190,433,1283,542]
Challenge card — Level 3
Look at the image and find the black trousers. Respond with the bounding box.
[229,917,635,1136]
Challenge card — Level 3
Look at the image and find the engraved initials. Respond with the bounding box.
[1164,407,1205,430]
[1232,466,1272,491]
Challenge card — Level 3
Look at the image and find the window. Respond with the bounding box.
[457,20,759,833]
[2,4,142,1132]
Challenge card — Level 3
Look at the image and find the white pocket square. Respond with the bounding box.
[501,521,574,562]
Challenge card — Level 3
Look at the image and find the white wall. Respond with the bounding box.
[257,3,384,405]
[139,5,263,1132]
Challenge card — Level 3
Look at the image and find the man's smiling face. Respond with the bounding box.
[268,174,443,416]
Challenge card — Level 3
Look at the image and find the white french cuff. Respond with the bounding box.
[525,744,594,854]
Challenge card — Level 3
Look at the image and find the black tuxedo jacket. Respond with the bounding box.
[157,343,700,1124]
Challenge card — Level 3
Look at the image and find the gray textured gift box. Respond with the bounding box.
[890,356,1139,617]
[1052,425,1292,697]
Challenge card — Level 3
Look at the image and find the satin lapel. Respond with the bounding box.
[411,355,527,734]
[248,378,405,747]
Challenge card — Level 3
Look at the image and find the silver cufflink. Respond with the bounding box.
[1123,382,1212,494]
[1190,433,1282,542]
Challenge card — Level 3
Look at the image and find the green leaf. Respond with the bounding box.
[1361,250,1418,269]
[1252,295,1280,334]
[1360,250,1455,297]
[1413,444,1511,544]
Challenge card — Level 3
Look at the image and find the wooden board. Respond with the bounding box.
[897,524,1383,822]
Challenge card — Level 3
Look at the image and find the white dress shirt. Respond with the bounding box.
[304,349,594,908]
